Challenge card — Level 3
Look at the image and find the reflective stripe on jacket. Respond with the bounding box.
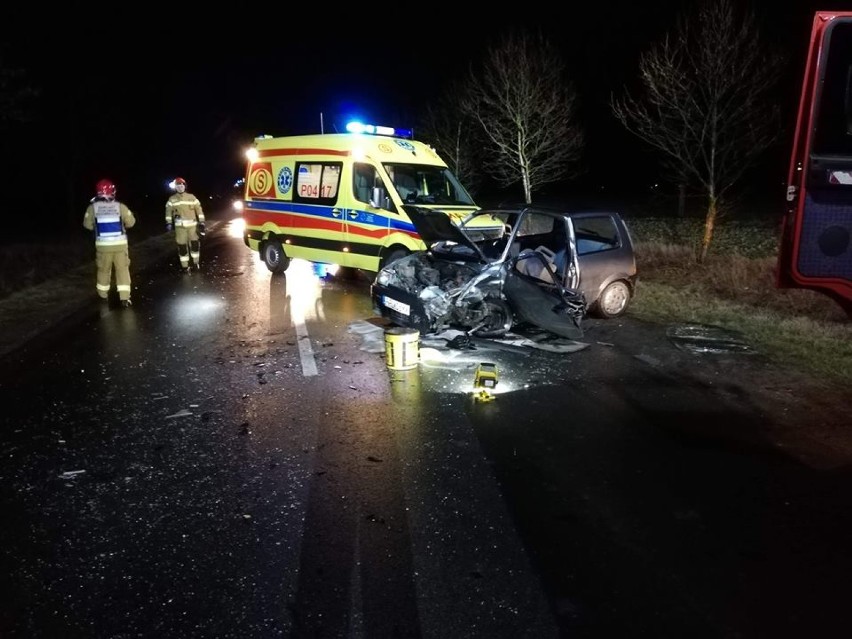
[83,199,135,248]
[165,192,205,226]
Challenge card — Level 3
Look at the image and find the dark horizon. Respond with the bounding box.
[0,2,826,239]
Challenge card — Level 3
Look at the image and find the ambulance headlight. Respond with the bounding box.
[376,269,392,286]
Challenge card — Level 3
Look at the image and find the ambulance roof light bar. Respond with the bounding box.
[345,121,413,139]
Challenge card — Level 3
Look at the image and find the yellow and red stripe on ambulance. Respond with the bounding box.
[241,128,490,273]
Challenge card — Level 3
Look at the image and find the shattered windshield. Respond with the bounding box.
[460,211,511,243]
[384,163,476,206]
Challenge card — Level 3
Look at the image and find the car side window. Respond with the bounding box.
[574,216,620,255]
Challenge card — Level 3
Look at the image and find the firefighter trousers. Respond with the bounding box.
[95,247,131,301]
[175,226,200,268]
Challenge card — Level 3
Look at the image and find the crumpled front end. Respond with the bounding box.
[372,253,490,334]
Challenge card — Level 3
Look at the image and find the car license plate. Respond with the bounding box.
[383,295,410,316]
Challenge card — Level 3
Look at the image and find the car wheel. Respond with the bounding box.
[592,280,631,318]
[381,248,408,269]
[262,239,290,274]
[472,298,513,338]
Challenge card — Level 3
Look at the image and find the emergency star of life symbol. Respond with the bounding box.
[277,167,293,194]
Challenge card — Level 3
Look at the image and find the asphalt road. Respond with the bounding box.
[1,214,851,638]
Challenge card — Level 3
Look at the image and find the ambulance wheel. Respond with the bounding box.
[262,239,290,273]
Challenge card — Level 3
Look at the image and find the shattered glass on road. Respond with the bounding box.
[667,323,756,355]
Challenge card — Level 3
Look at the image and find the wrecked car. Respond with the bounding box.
[371,204,637,339]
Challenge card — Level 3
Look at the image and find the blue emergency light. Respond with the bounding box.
[345,121,413,139]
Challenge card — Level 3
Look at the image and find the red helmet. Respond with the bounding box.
[175,177,186,186]
[96,179,116,198]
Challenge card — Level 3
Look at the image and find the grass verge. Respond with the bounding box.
[629,234,851,386]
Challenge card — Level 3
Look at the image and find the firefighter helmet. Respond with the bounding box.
[174,177,187,192]
[175,177,186,186]
[96,179,116,199]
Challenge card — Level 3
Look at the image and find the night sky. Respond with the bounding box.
[0,2,832,237]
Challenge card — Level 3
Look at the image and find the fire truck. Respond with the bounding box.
[777,11,852,316]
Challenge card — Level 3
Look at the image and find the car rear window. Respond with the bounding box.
[574,216,620,255]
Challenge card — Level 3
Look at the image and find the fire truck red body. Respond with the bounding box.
[777,11,852,316]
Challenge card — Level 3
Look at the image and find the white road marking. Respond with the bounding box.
[292,307,318,376]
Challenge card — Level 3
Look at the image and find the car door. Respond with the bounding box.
[569,214,624,304]
[503,212,584,339]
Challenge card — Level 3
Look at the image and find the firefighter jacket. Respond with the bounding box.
[165,192,205,228]
[83,198,136,250]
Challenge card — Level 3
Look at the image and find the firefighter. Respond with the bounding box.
[165,177,206,272]
[82,179,137,308]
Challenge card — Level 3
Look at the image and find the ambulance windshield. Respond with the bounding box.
[384,163,476,206]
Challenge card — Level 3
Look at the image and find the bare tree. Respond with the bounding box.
[611,0,783,261]
[462,30,584,204]
[417,86,485,197]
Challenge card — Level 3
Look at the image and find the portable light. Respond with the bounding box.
[473,362,498,401]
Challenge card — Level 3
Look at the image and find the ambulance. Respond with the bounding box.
[240,122,501,274]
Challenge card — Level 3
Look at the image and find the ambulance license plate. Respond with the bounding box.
[383,296,410,316]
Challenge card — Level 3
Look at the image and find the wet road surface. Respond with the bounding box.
[1,217,851,638]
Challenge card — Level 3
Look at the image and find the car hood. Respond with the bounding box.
[403,206,484,258]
